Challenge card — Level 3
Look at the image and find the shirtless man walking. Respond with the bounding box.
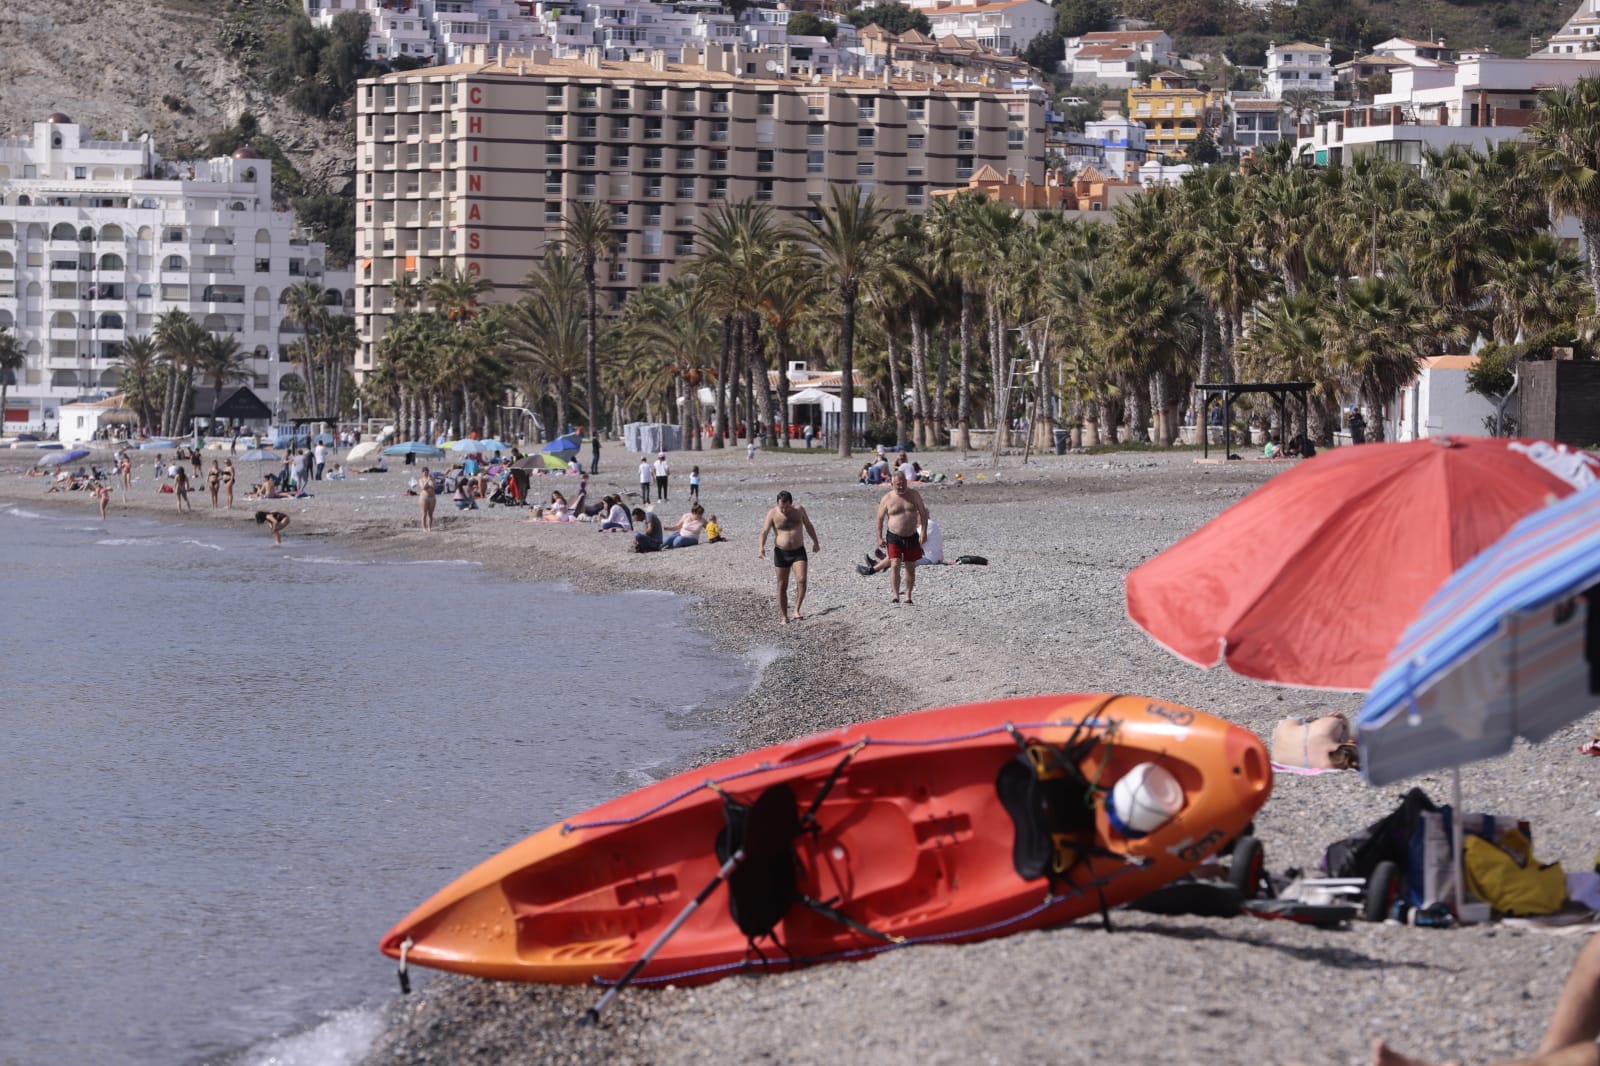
[875,470,930,605]
[758,490,821,624]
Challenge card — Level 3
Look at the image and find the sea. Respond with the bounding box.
[0,499,757,1066]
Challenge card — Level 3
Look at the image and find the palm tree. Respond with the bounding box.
[111,334,162,434]
[501,254,587,434]
[0,326,22,437]
[153,309,206,436]
[804,187,895,457]
[560,201,619,439]
[1523,77,1600,314]
[616,276,721,443]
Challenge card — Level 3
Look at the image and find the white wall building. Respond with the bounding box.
[0,115,351,436]
[1082,114,1147,175]
[1062,30,1174,87]
[1263,40,1334,99]
[1389,355,1499,441]
[916,0,1056,57]
[1538,0,1600,55]
[1299,53,1600,168]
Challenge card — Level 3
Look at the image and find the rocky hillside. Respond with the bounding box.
[0,0,353,198]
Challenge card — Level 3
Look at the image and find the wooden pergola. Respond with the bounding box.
[1196,382,1314,459]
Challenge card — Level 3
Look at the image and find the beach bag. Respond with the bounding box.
[1324,787,1437,880]
[955,555,988,566]
[1463,828,1565,916]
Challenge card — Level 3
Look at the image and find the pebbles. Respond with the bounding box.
[13,447,1591,1065]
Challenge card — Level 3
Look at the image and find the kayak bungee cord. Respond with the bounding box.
[562,717,1117,835]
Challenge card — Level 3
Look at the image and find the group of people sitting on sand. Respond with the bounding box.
[860,451,929,486]
[626,502,724,553]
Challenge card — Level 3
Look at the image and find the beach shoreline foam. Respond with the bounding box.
[11,442,1595,1066]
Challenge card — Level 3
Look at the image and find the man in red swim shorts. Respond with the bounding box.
[874,470,930,605]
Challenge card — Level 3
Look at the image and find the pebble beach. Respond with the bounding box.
[10,440,1597,1066]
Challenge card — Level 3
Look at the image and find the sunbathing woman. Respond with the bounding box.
[255,510,290,545]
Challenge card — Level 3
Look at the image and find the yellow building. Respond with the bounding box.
[1127,73,1224,157]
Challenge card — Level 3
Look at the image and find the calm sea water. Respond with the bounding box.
[0,500,754,1066]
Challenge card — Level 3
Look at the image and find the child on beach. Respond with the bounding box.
[705,515,724,543]
[689,466,700,501]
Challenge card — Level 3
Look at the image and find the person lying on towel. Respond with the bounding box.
[1270,712,1359,770]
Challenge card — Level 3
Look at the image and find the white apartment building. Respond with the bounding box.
[1263,40,1334,99]
[1227,95,1291,150]
[916,0,1056,57]
[309,0,801,67]
[1062,30,1175,87]
[1299,52,1600,167]
[1539,0,1600,55]
[352,43,1045,375]
[0,115,351,435]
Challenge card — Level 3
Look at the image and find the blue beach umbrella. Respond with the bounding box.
[35,442,63,450]
[238,449,282,463]
[383,441,446,459]
[541,434,582,457]
[1358,481,1600,916]
[451,437,509,454]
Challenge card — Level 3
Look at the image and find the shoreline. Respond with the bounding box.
[8,443,1597,1065]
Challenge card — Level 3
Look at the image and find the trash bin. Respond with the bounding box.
[1054,429,1069,455]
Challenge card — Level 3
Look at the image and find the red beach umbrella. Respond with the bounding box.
[1125,437,1599,691]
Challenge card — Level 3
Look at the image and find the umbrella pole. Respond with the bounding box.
[1452,767,1466,921]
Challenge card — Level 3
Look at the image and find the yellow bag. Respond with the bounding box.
[1463,828,1566,916]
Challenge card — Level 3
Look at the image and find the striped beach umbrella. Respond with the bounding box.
[1358,479,1600,786]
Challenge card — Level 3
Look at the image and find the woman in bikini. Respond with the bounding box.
[419,467,437,531]
[207,461,221,509]
[173,466,193,513]
[222,460,236,509]
[255,510,290,545]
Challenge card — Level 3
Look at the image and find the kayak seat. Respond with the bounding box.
[715,777,905,954]
[997,730,1118,885]
[716,784,803,940]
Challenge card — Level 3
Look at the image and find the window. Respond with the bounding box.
[645,206,662,225]
[612,149,630,167]
[807,149,824,174]
[581,119,598,138]
[710,178,727,199]
[956,156,974,179]
[546,120,565,137]
[907,134,925,149]
[805,92,825,116]
[856,162,874,177]
[858,130,875,148]
[612,89,632,108]
[579,89,598,108]
[645,119,663,139]
[546,171,562,194]
[757,150,774,173]
[255,258,271,272]
[757,94,774,116]
[908,102,926,120]
[906,184,925,206]
[711,122,729,142]
[580,152,597,167]
[546,147,563,165]
[612,121,630,139]
[859,97,876,117]
[645,177,663,198]
[677,179,695,198]
[74,166,87,180]
[647,89,665,110]
[677,121,695,141]
[645,150,663,168]
[1008,129,1025,148]
[957,132,975,151]
[710,151,728,171]
[958,102,976,120]
[756,180,774,202]
[545,202,562,222]
[712,93,730,113]
[676,149,695,169]
[609,263,627,283]
[806,124,824,146]
[547,88,564,106]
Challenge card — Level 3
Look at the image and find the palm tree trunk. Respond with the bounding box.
[956,288,974,450]
[775,328,794,448]
[935,321,951,446]
[712,314,731,448]
[887,332,907,447]
[837,283,859,458]
[585,265,599,437]
[988,303,1007,433]
[910,315,929,449]
[1584,218,1600,317]
[749,314,775,448]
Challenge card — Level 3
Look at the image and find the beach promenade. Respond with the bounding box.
[9,442,1595,1065]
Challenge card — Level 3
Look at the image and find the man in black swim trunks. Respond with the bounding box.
[874,469,930,605]
[758,490,821,624]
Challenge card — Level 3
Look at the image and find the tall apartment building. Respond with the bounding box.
[353,42,1045,374]
[0,115,352,434]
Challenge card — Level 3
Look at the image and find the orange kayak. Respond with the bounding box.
[380,693,1271,986]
